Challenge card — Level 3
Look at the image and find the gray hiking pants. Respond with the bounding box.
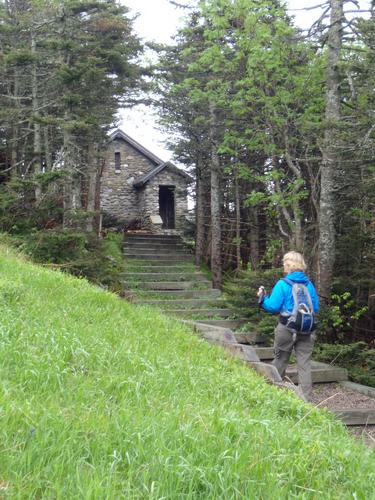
[272,323,316,401]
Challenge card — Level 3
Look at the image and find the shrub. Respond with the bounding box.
[317,292,369,343]
[0,174,63,233]
[22,230,125,293]
[223,267,281,341]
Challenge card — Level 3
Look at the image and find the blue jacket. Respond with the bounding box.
[261,271,319,315]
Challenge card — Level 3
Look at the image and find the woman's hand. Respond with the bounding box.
[257,286,266,298]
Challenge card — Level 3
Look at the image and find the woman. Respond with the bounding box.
[257,251,319,401]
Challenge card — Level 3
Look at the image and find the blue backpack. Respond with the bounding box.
[281,278,316,333]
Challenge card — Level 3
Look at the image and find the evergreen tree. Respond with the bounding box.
[0,0,143,229]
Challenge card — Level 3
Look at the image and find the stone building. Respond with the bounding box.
[100,129,191,231]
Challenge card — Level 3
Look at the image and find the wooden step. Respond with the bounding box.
[332,408,375,426]
[286,361,348,384]
[340,381,375,399]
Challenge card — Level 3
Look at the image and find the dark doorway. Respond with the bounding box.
[159,185,175,229]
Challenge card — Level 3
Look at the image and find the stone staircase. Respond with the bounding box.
[122,233,375,428]
[122,232,260,338]
[122,233,348,379]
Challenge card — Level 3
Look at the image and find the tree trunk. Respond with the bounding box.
[293,201,303,251]
[209,101,222,289]
[318,0,343,300]
[62,119,82,228]
[195,155,206,266]
[31,32,42,202]
[85,143,100,232]
[249,206,260,270]
[234,171,241,271]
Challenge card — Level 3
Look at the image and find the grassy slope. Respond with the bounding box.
[0,244,374,499]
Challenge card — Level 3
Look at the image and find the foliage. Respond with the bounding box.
[1,245,375,497]
[223,267,282,333]
[0,175,64,234]
[224,266,282,307]
[317,292,369,343]
[0,0,144,228]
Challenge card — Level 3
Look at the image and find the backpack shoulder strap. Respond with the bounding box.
[282,277,295,287]
[282,277,298,316]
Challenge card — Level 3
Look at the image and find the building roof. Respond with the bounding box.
[133,161,191,188]
[110,129,192,188]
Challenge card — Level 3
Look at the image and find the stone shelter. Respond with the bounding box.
[100,129,191,231]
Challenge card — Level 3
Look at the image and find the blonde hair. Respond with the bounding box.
[283,251,306,272]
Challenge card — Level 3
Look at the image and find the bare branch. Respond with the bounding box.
[289,2,330,11]
[168,1,194,9]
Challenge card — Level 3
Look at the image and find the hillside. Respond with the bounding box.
[0,244,374,498]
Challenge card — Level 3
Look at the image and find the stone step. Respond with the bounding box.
[126,281,211,291]
[286,361,348,384]
[195,319,248,329]
[141,298,226,309]
[125,259,192,266]
[132,289,221,299]
[124,241,186,249]
[125,234,182,241]
[123,254,193,261]
[165,308,235,318]
[123,246,189,254]
[124,265,199,273]
[122,272,209,281]
[193,324,265,346]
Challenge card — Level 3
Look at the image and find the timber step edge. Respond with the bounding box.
[331,408,375,426]
[286,361,348,384]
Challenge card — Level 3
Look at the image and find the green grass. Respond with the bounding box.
[1,244,375,498]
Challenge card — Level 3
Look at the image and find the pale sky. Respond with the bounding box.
[119,0,371,161]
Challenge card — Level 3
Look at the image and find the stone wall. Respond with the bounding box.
[100,138,155,222]
[141,169,189,230]
[100,136,189,231]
